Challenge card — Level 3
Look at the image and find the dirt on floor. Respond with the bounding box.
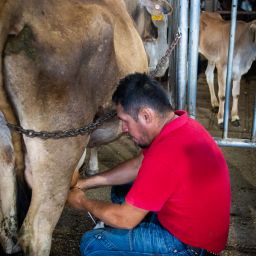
[50,73,256,256]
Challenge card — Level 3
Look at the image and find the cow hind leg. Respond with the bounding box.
[18,138,87,255]
[231,79,241,127]
[0,112,20,254]
[205,61,219,113]
[216,65,227,128]
[87,148,99,176]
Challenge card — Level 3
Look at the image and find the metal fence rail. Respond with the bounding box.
[169,0,256,148]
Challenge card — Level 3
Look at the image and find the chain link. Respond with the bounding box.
[6,32,181,140]
[149,31,181,77]
[7,110,116,140]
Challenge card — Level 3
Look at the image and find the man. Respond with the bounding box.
[67,73,231,256]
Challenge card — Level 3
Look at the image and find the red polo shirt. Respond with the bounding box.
[126,111,231,254]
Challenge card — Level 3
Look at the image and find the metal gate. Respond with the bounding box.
[168,0,256,148]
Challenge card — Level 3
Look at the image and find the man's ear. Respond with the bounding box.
[138,107,154,124]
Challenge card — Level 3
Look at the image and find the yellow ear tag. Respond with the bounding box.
[151,14,164,21]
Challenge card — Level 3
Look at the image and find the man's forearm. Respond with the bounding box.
[81,197,126,228]
[80,196,147,229]
[77,153,143,190]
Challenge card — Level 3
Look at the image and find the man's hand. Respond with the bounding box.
[67,187,149,229]
[66,187,86,210]
[75,178,87,190]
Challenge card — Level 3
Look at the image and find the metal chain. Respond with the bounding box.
[149,31,181,77]
[7,110,116,139]
[6,32,181,140]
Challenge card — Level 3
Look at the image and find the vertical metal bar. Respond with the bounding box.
[187,0,200,118]
[177,0,189,110]
[168,0,178,108]
[223,0,238,139]
[252,95,256,141]
[213,0,218,11]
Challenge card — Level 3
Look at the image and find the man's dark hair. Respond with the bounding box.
[112,73,173,120]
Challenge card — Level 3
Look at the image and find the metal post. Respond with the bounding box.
[213,0,218,11]
[187,0,200,118]
[168,0,179,108]
[252,95,256,142]
[177,0,189,110]
[222,0,238,139]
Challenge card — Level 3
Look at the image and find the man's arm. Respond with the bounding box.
[75,152,143,190]
[67,188,148,229]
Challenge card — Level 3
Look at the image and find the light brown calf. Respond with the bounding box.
[199,11,256,127]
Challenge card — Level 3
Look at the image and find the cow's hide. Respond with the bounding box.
[0,0,148,255]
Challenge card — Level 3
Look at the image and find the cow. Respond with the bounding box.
[0,0,150,254]
[86,0,172,175]
[199,11,256,127]
[125,0,172,75]
[143,8,170,77]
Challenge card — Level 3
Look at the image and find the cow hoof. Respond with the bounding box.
[211,106,219,113]
[4,250,23,256]
[219,122,224,130]
[231,119,240,127]
[5,253,24,256]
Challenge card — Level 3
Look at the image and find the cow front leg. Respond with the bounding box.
[217,64,227,128]
[87,148,99,175]
[205,61,219,112]
[0,112,20,254]
[19,137,87,256]
[231,79,241,127]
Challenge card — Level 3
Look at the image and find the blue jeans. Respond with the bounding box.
[80,185,206,256]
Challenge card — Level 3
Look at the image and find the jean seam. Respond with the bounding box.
[94,231,119,250]
[80,235,99,255]
[128,229,133,251]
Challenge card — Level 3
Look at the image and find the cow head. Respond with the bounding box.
[138,0,172,42]
[140,0,173,20]
[249,20,256,43]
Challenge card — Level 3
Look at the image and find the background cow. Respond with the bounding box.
[125,0,172,75]
[0,0,149,255]
[199,11,256,127]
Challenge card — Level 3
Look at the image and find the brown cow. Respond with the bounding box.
[199,11,256,127]
[0,0,148,255]
[86,0,172,175]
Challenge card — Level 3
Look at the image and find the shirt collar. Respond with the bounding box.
[151,110,188,146]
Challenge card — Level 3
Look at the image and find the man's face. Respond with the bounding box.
[116,104,152,148]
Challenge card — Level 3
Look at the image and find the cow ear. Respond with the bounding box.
[249,22,256,43]
[140,0,173,16]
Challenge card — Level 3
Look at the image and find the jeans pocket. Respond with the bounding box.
[80,229,119,256]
